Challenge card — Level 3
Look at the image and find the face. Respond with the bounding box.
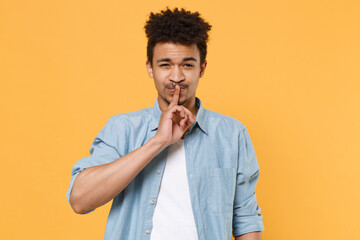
[146,42,207,112]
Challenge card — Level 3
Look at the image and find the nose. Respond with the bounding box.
[169,66,185,83]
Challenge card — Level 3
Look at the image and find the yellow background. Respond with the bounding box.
[1,0,359,239]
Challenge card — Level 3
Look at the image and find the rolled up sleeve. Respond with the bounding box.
[65,117,122,212]
[233,125,264,237]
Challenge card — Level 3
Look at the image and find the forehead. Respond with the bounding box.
[153,42,200,61]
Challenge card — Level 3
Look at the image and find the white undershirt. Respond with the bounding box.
[150,139,198,240]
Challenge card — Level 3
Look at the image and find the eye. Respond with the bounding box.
[183,63,194,68]
[159,63,170,67]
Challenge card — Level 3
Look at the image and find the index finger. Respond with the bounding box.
[168,85,180,109]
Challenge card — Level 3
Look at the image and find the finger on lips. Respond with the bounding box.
[168,85,180,109]
[165,85,196,130]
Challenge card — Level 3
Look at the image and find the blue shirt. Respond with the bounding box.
[66,97,264,240]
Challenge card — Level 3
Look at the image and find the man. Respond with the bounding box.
[66,8,264,240]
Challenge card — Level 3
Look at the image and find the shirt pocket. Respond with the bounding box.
[200,168,236,213]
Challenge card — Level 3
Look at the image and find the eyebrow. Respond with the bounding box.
[183,57,197,62]
[156,57,197,63]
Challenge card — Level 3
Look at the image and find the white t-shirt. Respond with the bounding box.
[150,139,198,240]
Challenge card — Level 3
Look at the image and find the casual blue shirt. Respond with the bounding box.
[66,97,264,240]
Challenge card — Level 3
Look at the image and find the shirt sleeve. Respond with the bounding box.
[232,124,264,236]
[65,117,122,213]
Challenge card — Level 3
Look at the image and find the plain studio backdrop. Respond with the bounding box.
[0,0,359,239]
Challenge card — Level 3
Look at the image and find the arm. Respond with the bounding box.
[235,231,262,240]
[69,136,166,214]
[232,124,264,236]
[69,85,194,214]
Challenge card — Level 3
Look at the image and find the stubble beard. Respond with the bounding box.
[163,95,187,106]
[164,83,189,106]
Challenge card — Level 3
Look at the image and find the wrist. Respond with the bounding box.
[149,135,169,153]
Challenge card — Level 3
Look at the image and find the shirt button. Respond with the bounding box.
[150,200,154,205]
[156,170,161,174]
[145,229,150,234]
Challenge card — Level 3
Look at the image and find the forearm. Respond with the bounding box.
[235,231,262,240]
[69,136,166,214]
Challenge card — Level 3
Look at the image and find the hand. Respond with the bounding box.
[155,85,195,147]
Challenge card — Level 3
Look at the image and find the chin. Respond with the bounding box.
[178,99,187,106]
[161,95,187,106]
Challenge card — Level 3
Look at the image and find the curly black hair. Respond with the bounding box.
[145,8,212,66]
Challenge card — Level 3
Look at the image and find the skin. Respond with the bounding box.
[69,42,261,240]
[146,42,207,138]
[69,84,193,214]
[69,42,199,214]
[236,232,262,240]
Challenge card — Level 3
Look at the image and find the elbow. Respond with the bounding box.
[70,203,87,214]
[69,192,90,214]
[73,208,89,215]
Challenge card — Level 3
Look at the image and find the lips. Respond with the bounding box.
[167,87,186,90]
[167,88,185,93]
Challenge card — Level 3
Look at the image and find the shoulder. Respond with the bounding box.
[94,107,153,152]
[203,109,255,153]
[107,107,153,127]
[96,107,153,141]
[203,109,247,132]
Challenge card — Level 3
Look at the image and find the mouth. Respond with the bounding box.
[167,87,186,93]
[166,83,188,91]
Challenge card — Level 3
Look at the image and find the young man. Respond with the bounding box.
[66,8,264,240]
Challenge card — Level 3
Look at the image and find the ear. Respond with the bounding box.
[199,60,207,78]
[146,61,154,78]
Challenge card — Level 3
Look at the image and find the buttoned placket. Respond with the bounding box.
[184,128,206,240]
[144,97,207,239]
[143,146,168,239]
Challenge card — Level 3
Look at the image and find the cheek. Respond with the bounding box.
[187,73,200,86]
[154,72,168,84]
[154,80,164,93]
[186,69,200,80]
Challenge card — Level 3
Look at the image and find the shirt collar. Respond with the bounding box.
[150,97,208,135]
